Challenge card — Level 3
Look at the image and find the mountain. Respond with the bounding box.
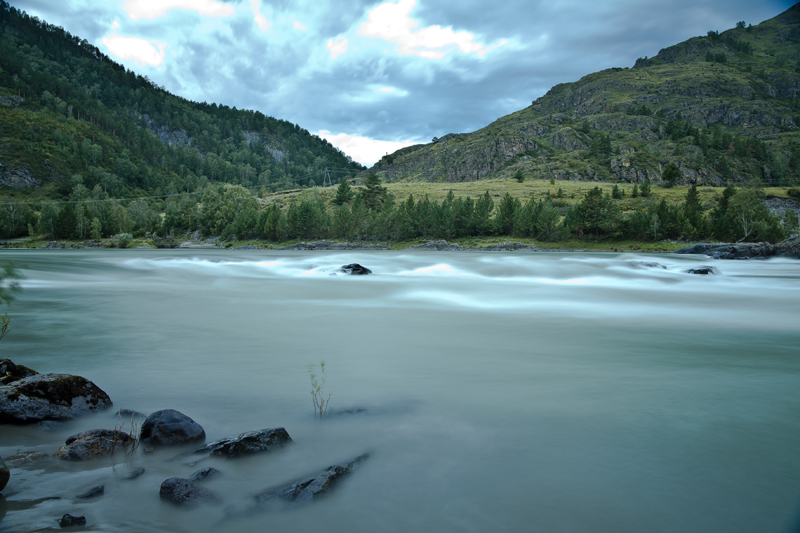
[369,4,800,187]
[0,0,364,200]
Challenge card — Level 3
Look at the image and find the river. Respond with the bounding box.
[0,249,799,532]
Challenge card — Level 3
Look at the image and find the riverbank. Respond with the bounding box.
[1,235,799,257]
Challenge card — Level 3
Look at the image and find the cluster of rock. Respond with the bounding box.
[0,162,39,189]
[1,359,370,526]
[408,240,545,252]
[673,238,800,259]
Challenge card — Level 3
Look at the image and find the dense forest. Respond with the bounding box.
[0,0,363,239]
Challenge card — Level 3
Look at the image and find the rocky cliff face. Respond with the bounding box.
[371,5,800,187]
[0,162,39,188]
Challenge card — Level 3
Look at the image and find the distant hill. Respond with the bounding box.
[0,0,364,200]
[370,4,800,187]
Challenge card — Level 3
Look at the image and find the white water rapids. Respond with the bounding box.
[0,249,799,532]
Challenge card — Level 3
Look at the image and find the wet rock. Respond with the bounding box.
[141,409,205,446]
[0,359,38,385]
[0,371,113,424]
[190,428,291,458]
[125,468,145,480]
[255,453,369,506]
[54,429,132,461]
[0,456,8,492]
[336,264,372,275]
[111,408,147,419]
[77,485,104,499]
[58,514,86,528]
[686,266,719,275]
[629,261,667,269]
[189,467,221,481]
[280,241,388,251]
[160,477,221,507]
[408,240,464,251]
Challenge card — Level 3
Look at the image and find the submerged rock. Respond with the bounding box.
[160,477,221,507]
[0,369,113,424]
[190,428,291,458]
[0,456,8,492]
[58,514,86,528]
[685,266,719,275]
[54,429,132,461]
[125,468,146,480]
[255,453,369,506]
[76,485,104,499]
[4,451,50,468]
[189,467,221,481]
[336,263,372,275]
[141,409,205,446]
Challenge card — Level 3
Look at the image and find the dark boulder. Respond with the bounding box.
[54,429,132,461]
[58,514,86,528]
[336,263,372,275]
[774,235,800,259]
[674,242,775,259]
[159,477,220,507]
[0,371,113,424]
[0,359,37,385]
[76,485,104,499]
[190,428,291,458]
[685,266,719,275]
[255,453,369,506]
[0,456,8,492]
[141,409,205,446]
[189,467,221,481]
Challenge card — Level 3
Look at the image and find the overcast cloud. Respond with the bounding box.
[11,0,795,165]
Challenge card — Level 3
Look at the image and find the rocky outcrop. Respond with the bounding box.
[141,410,205,447]
[773,235,800,258]
[336,264,372,275]
[0,163,40,189]
[160,477,220,507]
[0,96,24,108]
[254,453,368,506]
[673,242,775,259]
[54,429,132,461]
[0,367,112,423]
[190,428,291,459]
[0,456,8,492]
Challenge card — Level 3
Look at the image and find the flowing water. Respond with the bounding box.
[0,249,799,532]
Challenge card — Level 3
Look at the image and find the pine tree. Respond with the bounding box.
[333,179,354,205]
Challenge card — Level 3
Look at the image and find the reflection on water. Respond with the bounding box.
[0,249,799,533]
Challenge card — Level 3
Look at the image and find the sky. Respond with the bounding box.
[10,0,796,166]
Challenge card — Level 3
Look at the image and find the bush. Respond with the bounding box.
[788,188,800,199]
[111,233,133,248]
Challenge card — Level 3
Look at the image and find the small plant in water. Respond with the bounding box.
[112,411,141,456]
[309,361,331,419]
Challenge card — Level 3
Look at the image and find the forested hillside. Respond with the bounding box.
[370,6,800,187]
[0,0,362,238]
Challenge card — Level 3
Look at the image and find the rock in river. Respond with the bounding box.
[58,514,86,527]
[160,477,220,507]
[336,263,372,275]
[685,266,719,275]
[0,455,9,492]
[54,429,132,461]
[190,428,291,458]
[141,409,205,446]
[255,453,369,506]
[0,363,112,424]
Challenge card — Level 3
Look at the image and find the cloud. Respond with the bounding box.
[122,0,235,21]
[327,35,348,59]
[99,34,166,66]
[359,0,486,59]
[249,0,271,31]
[316,131,418,166]
[293,21,307,31]
[111,20,120,30]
